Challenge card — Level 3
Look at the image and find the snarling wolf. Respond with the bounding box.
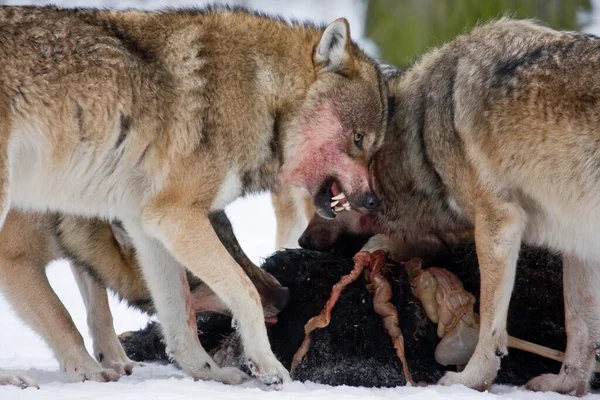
[0,5,387,386]
[301,19,600,395]
[0,209,289,387]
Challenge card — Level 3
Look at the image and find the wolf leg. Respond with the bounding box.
[139,208,290,385]
[0,249,120,383]
[71,265,142,375]
[0,100,11,230]
[439,201,525,390]
[209,210,289,316]
[121,219,249,384]
[0,373,39,389]
[526,253,600,396]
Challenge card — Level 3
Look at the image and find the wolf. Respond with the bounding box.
[0,209,290,387]
[0,5,387,386]
[300,19,600,395]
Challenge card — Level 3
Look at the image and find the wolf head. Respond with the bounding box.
[298,68,471,253]
[282,19,388,219]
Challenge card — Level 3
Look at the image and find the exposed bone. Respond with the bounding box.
[407,257,600,374]
[331,192,346,201]
[508,336,600,374]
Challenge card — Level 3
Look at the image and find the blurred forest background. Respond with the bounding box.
[366,0,593,68]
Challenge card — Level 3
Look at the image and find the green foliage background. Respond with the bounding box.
[366,0,593,68]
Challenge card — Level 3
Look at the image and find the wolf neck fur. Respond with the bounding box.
[76,7,328,191]
[375,60,471,238]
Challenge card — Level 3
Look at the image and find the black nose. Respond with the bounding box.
[298,234,311,249]
[269,286,290,311]
[361,192,380,210]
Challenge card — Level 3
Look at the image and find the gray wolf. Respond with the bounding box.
[0,5,387,386]
[301,19,600,395]
[0,209,289,387]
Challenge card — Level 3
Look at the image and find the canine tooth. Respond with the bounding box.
[344,203,352,211]
[334,205,345,212]
[330,200,340,207]
[331,192,346,201]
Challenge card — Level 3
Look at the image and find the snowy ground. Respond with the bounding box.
[1,0,599,399]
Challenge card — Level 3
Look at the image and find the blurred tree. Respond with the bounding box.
[366,0,593,68]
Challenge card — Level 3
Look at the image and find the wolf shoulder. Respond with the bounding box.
[451,19,600,98]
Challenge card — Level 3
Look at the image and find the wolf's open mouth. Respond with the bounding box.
[314,179,351,219]
[330,181,352,213]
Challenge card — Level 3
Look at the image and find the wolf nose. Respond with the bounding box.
[361,192,380,210]
[298,233,312,249]
[269,286,290,311]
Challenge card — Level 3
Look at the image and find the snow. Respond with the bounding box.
[0,0,599,398]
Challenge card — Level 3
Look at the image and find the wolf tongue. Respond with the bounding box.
[331,181,342,197]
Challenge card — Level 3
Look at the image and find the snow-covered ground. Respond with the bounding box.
[0,0,599,399]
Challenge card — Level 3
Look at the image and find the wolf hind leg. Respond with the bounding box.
[0,99,13,229]
[526,253,600,396]
[71,265,142,376]
[0,212,120,384]
[0,372,39,389]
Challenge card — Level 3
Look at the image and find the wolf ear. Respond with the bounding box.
[314,18,352,74]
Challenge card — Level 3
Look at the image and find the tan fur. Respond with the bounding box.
[272,187,315,250]
[359,19,600,394]
[0,5,387,386]
[0,211,124,384]
[0,207,292,386]
[295,19,600,395]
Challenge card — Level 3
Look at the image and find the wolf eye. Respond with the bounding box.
[354,131,364,149]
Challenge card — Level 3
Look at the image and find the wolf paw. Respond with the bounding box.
[245,356,291,387]
[194,365,248,385]
[0,372,39,389]
[71,368,122,383]
[438,370,492,392]
[64,361,122,383]
[526,373,589,397]
[101,359,143,376]
[438,348,500,391]
[97,349,143,376]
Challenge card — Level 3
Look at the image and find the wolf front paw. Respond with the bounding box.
[246,356,291,387]
[197,365,249,385]
[438,369,492,392]
[97,348,143,376]
[67,366,121,383]
[101,359,143,376]
[0,372,39,389]
[526,372,589,397]
[438,346,501,391]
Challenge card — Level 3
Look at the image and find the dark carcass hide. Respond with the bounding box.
[121,245,589,388]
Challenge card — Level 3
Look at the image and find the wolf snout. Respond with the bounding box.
[298,232,313,250]
[360,192,380,210]
[264,285,290,311]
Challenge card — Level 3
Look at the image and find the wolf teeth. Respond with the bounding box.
[330,200,340,207]
[334,205,345,212]
[331,192,346,201]
[344,203,352,211]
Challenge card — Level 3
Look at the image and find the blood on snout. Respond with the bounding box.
[282,105,371,199]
